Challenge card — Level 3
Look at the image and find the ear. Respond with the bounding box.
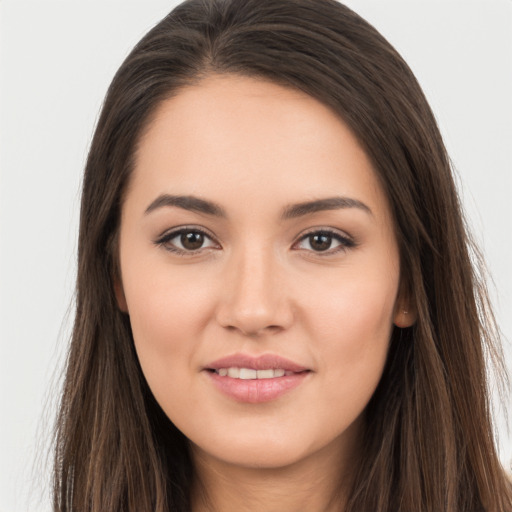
[114,276,129,313]
[393,284,417,328]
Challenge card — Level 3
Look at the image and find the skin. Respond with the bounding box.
[116,75,415,511]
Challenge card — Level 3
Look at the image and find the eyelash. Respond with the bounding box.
[294,228,356,254]
[154,226,356,256]
[154,226,219,256]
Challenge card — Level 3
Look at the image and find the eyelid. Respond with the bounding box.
[154,225,356,256]
[154,225,221,255]
[292,227,356,254]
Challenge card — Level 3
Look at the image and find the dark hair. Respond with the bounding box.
[53,0,511,510]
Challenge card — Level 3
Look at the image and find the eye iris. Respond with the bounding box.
[181,231,204,250]
[309,233,332,251]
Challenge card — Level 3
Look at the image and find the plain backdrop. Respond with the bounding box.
[1,1,511,510]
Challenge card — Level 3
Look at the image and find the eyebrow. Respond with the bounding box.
[281,196,372,219]
[144,194,372,219]
[145,194,227,217]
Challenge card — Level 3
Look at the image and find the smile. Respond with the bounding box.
[205,353,311,403]
[214,368,289,379]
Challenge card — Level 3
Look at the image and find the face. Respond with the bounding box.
[116,75,413,472]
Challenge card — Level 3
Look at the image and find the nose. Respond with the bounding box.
[215,245,294,337]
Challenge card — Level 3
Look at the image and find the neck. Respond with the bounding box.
[190,434,359,512]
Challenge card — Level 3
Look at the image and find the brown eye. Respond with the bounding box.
[181,231,204,250]
[156,227,218,254]
[308,233,332,251]
[295,229,355,254]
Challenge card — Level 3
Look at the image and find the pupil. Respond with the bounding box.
[181,231,204,250]
[310,233,331,251]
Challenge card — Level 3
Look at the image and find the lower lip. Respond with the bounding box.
[206,371,309,403]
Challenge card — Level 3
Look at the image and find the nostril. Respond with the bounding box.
[222,324,281,337]
[216,294,294,336]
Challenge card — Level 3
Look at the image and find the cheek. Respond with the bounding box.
[301,266,398,414]
[304,264,398,349]
[122,263,216,392]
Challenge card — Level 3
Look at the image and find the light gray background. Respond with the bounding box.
[1,1,511,510]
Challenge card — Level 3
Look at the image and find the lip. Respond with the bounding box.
[204,353,311,403]
[206,353,309,372]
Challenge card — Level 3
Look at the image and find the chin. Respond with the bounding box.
[195,438,312,470]
[189,418,350,472]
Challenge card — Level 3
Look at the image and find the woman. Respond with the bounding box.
[53,0,512,510]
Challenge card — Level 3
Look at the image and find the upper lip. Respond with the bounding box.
[205,353,309,372]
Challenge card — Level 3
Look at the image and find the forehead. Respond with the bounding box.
[131,74,389,220]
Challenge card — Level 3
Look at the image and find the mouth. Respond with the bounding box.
[204,353,311,403]
[209,367,296,379]
[205,352,309,373]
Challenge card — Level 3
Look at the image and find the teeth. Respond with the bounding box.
[216,367,288,379]
[227,367,240,378]
[239,368,257,380]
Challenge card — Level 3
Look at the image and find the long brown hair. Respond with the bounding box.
[53,0,511,510]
